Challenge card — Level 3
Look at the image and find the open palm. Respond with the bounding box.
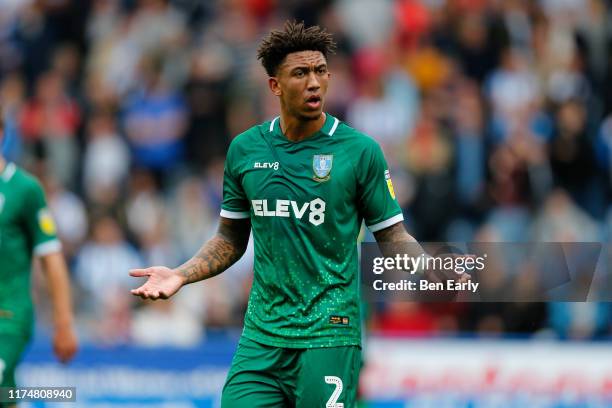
[130,266,184,300]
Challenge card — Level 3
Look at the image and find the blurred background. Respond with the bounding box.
[1,0,611,406]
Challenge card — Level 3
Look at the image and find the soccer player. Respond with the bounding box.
[0,113,78,408]
[130,21,462,407]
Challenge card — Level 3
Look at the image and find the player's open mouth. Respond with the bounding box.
[305,95,321,109]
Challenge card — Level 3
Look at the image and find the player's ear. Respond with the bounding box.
[268,77,282,97]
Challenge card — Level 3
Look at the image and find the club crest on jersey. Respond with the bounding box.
[313,154,333,182]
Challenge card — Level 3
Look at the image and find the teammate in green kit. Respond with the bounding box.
[130,21,463,407]
[0,113,78,408]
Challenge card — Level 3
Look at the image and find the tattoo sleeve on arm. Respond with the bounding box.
[178,217,251,284]
[373,222,426,258]
[373,222,417,244]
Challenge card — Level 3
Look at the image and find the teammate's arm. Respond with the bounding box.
[22,176,78,363]
[130,217,251,300]
[39,251,78,363]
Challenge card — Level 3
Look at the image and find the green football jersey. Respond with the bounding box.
[0,163,61,337]
[221,113,403,348]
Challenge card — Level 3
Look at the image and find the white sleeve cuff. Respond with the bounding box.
[220,209,250,219]
[367,213,404,232]
[34,240,62,256]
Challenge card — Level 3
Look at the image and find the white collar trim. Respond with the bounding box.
[269,117,279,132]
[1,162,16,182]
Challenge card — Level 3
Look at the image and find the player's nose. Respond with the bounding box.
[306,71,320,90]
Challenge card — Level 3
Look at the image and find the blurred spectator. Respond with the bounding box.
[86,3,139,97]
[0,0,29,74]
[549,302,611,340]
[86,0,187,97]
[346,48,419,159]
[334,0,393,48]
[42,175,88,263]
[531,189,600,242]
[139,213,178,268]
[20,70,81,187]
[371,302,463,337]
[485,48,542,143]
[125,168,166,243]
[183,47,231,169]
[549,100,604,217]
[451,10,504,83]
[596,114,612,205]
[50,43,83,98]
[405,92,455,240]
[123,54,188,176]
[576,0,609,89]
[0,73,26,161]
[452,79,486,212]
[393,0,432,50]
[82,109,130,206]
[75,214,142,342]
[373,302,436,337]
[131,298,204,347]
[10,2,57,83]
[168,175,216,261]
[403,43,452,93]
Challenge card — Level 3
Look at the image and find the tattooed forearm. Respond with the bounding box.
[373,222,416,243]
[178,217,251,284]
[373,222,426,258]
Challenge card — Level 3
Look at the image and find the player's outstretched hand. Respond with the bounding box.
[130,266,185,300]
[53,324,78,363]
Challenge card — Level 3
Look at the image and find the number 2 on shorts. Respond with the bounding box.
[324,375,343,408]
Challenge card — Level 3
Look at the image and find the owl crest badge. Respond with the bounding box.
[313,154,333,182]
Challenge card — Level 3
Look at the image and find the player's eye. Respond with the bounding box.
[294,70,305,77]
[317,66,327,74]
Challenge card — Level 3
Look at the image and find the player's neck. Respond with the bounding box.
[280,112,326,142]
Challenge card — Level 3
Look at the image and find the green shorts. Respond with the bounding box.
[222,337,361,408]
[0,332,29,389]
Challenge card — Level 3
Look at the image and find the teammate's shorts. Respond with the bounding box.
[0,332,30,408]
[221,337,361,408]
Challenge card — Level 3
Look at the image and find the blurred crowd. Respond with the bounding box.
[1,0,611,346]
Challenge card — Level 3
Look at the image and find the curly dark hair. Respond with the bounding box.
[257,20,336,77]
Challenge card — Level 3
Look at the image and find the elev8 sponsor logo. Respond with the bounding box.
[251,199,326,226]
[254,161,279,170]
